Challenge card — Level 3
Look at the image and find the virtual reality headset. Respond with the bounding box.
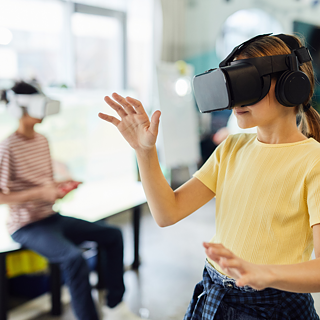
[193,33,313,113]
[6,91,60,119]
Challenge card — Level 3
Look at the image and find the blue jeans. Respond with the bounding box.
[206,261,261,320]
[11,213,125,320]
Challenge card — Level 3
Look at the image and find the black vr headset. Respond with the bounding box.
[193,33,313,113]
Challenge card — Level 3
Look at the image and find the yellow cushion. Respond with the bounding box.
[6,250,48,278]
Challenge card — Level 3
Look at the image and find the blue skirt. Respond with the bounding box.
[184,260,319,320]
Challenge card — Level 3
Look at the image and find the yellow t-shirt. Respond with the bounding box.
[194,133,320,273]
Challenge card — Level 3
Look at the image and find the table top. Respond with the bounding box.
[0,204,21,254]
[57,180,146,221]
[0,180,146,254]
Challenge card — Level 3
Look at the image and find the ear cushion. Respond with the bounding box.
[275,71,311,107]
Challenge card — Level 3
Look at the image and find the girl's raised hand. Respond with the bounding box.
[99,93,161,151]
[203,242,274,290]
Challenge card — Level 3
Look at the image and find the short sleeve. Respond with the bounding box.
[193,138,226,194]
[306,160,320,227]
[0,142,12,194]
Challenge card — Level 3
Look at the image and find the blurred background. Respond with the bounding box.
[0,0,320,319]
[1,0,320,182]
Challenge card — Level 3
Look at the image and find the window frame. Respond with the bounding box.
[71,3,127,89]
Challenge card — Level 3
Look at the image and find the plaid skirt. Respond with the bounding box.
[184,260,320,320]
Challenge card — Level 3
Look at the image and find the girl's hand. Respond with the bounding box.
[203,242,275,290]
[99,93,161,152]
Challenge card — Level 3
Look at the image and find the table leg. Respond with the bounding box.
[132,205,141,270]
[0,253,7,320]
[49,263,62,316]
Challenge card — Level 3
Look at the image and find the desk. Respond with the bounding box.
[0,180,146,320]
[58,180,147,269]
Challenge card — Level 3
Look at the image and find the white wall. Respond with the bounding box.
[184,0,320,60]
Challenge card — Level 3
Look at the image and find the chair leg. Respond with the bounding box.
[0,254,7,320]
[49,263,62,316]
[132,205,141,270]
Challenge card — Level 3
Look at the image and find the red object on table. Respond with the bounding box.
[59,181,81,196]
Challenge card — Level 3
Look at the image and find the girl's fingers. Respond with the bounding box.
[203,242,263,290]
[149,111,161,136]
[236,275,251,288]
[112,93,136,115]
[126,96,146,115]
[98,113,120,126]
[104,96,127,118]
[203,242,211,249]
[205,245,234,259]
[220,258,241,270]
[203,242,227,250]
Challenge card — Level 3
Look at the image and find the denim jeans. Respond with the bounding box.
[206,261,261,319]
[11,213,125,320]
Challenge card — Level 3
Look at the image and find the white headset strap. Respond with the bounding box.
[9,92,47,107]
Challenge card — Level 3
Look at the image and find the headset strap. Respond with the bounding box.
[220,33,312,68]
[229,46,312,76]
[294,47,313,64]
[274,34,300,50]
[219,33,272,67]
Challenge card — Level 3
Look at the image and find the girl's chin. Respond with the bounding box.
[237,122,256,130]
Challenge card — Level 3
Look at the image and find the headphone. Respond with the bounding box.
[273,34,311,107]
[220,33,312,108]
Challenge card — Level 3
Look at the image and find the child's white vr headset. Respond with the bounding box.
[6,90,60,119]
[193,33,313,113]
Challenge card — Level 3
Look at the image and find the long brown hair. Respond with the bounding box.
[238,35,320,142]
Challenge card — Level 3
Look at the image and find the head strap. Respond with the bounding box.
[219,33,272,67]
[219,33,312,68]
[274,34,300,50]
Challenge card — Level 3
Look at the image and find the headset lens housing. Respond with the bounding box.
[193,68,231,113]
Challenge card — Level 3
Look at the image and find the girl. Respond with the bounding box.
[99,34,320,319]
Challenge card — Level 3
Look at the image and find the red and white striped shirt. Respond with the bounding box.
[0,132,55,234]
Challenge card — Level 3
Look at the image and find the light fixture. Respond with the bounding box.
[0,27,13,45]
[175,78,190,97]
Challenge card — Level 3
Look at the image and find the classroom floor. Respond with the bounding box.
[9,197,320,320]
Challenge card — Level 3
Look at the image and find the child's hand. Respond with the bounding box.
[57,180,81,197]
[99,93,161,152]
[203,242,274,290]
[40,184,65,202]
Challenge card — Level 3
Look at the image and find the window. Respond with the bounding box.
[72,7,124,90]
[0,0,154,184]
[216,9,283,61]
[0,0,64,87]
